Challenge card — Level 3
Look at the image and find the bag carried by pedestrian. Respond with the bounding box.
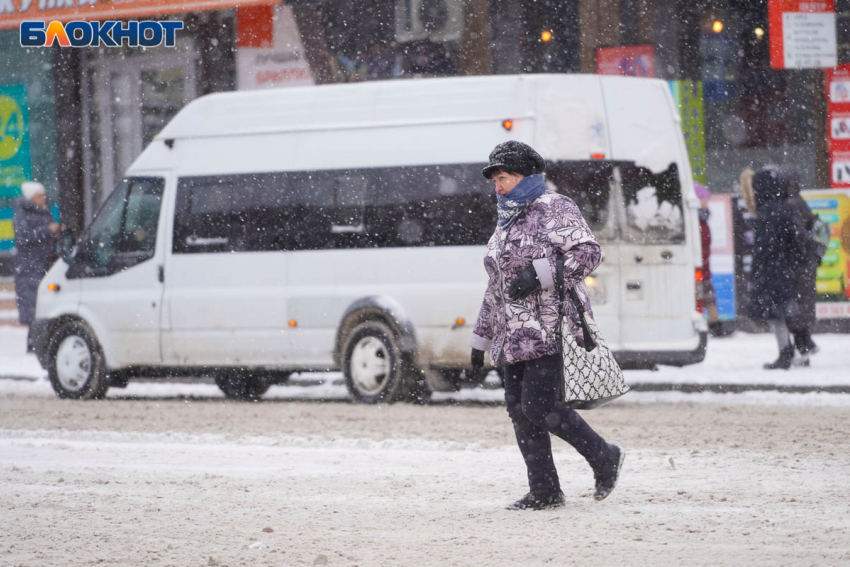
[810,217,830,260]
[555,257,630,409]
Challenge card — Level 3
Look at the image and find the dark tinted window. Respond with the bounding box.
[173,165,496,254]
[370,164,496,247]
[545,161,618,241]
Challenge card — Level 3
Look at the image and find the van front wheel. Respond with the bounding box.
[47,321,109,400]
[342,321,409,404]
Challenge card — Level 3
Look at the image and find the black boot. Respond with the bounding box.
[764,346,794,370]
[592,444,625,501]
[506,488,565,511]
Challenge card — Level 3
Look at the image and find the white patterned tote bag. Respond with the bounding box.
[556,258,630,409]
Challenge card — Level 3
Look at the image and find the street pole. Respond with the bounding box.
[814,68,832,189]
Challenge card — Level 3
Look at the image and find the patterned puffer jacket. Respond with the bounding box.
[470,190,602,365]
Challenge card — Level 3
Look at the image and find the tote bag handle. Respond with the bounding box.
[555,256,597,352]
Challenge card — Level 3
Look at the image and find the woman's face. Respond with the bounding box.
[30,192,47,208]
[491,170,524,196]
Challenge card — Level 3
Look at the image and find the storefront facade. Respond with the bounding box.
[0,0,265,274]
[0,32,58,264]
[1,0,846,275]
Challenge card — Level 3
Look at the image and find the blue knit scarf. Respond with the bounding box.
[497,174,547,229]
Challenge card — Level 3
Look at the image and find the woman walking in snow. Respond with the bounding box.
[470,141,624,511]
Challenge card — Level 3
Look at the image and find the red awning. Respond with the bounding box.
[1,0,278,30]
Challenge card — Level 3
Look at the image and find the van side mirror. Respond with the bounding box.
[59,229,77,264]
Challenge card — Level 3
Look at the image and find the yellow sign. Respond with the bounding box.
[0,95,24,161]
[804,192,850,298]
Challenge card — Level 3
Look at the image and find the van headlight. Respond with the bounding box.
[584,275,606,304]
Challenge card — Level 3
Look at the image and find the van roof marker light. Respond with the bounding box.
[502,119,513,131]
[591,153,605,159]
[288,320,297,328]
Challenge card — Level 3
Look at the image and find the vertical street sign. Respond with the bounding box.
[769,0,836,69]
[827,66,850,188]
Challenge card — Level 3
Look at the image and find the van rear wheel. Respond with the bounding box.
[342,320,411,404]
[47,321,109,400]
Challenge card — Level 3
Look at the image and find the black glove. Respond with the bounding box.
[507,265,541,301]
[471,348,485,370]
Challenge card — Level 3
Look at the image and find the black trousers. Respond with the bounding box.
[504,353,607,492]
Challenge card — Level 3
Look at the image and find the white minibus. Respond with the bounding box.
[30,74,707,402]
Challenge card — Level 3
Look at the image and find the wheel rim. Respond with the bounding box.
[55,335,92,392]
[350,336,391,395]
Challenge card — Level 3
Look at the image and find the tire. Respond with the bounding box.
[342,320,413,404]
[47,321,109,400]
[214,371,271,401]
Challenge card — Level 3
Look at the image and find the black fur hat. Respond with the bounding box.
[482,141,546,179]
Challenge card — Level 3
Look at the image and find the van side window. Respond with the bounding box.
[545,161,618,241]
[370,164,495,247]
[173,164,496,254]
[121,178,164,254]
[68,177,164,277]
[620,163,685,244]
[174,177,247,253]
[175,172,334,253]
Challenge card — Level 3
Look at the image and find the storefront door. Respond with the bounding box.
[85,52,196,216]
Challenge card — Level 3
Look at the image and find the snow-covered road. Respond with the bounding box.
[1,397,849,566]
[2,326,850,565]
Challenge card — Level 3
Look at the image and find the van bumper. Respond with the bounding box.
[27,318,52,369]
[614,331,708,369]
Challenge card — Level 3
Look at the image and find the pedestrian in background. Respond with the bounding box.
[470,141,624,511]
[739,167,757,216]
[746,167,807,370]
[12,181,60,326]
[781,167,820,364]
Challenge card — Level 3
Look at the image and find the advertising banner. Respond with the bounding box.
[669,80,707,185]
[236,5,314,90]
[802,189,850,318]
[706,194,736,320]
[0,84,31,252]
[596,45,655,77]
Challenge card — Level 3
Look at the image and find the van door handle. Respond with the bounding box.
[158,265,164,283]
[626,282,641,290]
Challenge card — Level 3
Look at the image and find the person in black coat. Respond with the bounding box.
[780,167,820,363]
[12,182,60,325]
[747,167,807,370]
